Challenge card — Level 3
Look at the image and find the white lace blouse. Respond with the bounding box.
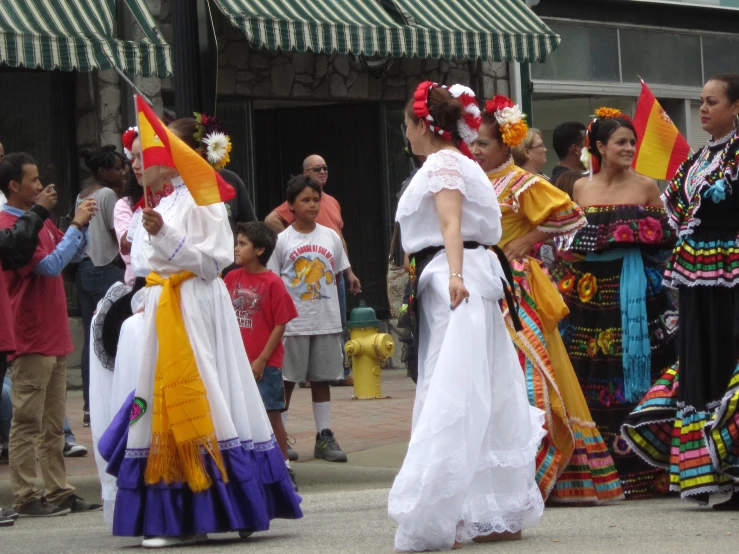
[396,149,503,253]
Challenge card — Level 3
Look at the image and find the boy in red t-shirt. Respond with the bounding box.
[223,222,299,490]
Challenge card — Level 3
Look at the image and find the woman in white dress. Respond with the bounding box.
[97,130,301,548]
[387,82,545,551]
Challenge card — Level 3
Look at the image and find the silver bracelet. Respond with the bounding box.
[449,272,464,281]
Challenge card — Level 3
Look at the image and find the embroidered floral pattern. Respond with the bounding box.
[614,224,635,242]
[558,273,575,293]
[637,217,663,243]
[578,273,598,303]
[597,329,616,356]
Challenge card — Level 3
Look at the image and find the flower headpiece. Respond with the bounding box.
[412,81,481,160]
[193,112,232,170]
[585,107,632,176]
[121,127,138,161]
[483,95,528,147]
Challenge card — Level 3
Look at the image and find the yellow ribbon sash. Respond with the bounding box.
[144,270,227,492]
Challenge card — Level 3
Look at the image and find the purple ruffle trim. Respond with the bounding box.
[99,391,303,537]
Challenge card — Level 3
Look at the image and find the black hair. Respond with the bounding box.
[286,174,322,205]
[553,170,582,200]
[404,86,464,141]
[235,221,277,266]
[709,73,739,104]
[552,122,587,159]
[587,116,637,168]
[0,152,36,196]
[79,145,120,181]
[124,167,144,208]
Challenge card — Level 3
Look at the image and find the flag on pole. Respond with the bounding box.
[135,95,235,206]
[632,81,691,180]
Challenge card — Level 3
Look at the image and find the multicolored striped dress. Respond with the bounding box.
[553,204,677,499]
[489,158,624,503]
[622,132,739,501]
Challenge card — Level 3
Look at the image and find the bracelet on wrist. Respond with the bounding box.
[449,272,464,281]
[70,221,82,230]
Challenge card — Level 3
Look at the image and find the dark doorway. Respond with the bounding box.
[253,103,388,315]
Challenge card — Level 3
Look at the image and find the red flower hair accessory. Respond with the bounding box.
[121,127,138,161]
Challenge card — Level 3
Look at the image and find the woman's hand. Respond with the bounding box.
[142,208,164,236]
[503,235,535,262]
[449,275,470,310]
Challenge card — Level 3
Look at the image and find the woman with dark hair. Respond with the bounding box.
[553,109,677,499]
[388,83,544,550]
[75,144,127,425]
[622,74,739,508]
[473,98,623,505]
[553,169,581,200]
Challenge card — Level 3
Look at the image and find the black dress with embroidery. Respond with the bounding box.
[552,205,677,499]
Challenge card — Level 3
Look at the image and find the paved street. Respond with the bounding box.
[2,488,739,553]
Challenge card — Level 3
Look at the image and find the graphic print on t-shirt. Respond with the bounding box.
[231,282,264,330]
[288,245,336,301]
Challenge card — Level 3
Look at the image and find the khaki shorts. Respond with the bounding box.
[282,334,344,383]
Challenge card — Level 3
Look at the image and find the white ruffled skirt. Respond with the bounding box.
[388,247,545,552]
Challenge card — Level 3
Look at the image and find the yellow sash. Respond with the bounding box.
[144,270,227,492]
[528,259,569,334]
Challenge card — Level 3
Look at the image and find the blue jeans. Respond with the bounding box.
[1,377,75,444]
[75,258,123,411]
[337,273,350,378]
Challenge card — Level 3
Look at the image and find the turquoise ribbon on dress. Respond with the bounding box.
[585,249,651,403]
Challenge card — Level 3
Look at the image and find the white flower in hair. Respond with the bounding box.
[448,84,481,144]
[495,106,523,126]
[202,132,230,165]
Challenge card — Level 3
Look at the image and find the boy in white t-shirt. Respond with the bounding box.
[267,175,351,462]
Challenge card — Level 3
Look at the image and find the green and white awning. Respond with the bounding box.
[213,0,559,63]
[0,0,172,78]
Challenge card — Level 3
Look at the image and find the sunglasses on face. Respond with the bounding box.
[308,165,329,173]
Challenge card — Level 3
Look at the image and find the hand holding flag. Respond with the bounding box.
[135,95,235,206]
[632,81,691,180]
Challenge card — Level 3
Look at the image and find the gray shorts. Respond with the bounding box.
[282,334,345,383]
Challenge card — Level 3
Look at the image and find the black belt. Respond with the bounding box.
[409,242,522,334]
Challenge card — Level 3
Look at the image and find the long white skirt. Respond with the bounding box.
[90,285,145,528]
[388,248,546,552]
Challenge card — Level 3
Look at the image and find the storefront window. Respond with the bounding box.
[531,23,620,82]
[620,30,702,87]
[703,36,739,79]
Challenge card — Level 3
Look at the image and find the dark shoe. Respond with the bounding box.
[0,507,19,520]
[18,498,70,517]
[713,492,739,510]
[287,435,299,462]
[63,441,88,457]
[287,467,299,492]
[687,492,710,506]
[0,513,13,527]
[82,411,90,427]
[57,494,102,513]
[238,531,253,540]
[314,429,348,462]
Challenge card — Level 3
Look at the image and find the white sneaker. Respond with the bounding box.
[63,442,88,457]
[142,534,207,548]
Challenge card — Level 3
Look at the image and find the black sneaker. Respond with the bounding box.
[287,466,299,492]
[314,429,348,463]
[63,441,88,457]
[0,513,13,527]
[82,411,90,427]
[287,435,299,462]
[57,494,102,513]
[18,498,70,517]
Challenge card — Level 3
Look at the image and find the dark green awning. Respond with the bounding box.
[0,0,172,78]
[213,0,559,62]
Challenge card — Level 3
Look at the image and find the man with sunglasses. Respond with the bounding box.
[265,155,361,390]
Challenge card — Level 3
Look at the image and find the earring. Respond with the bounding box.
[734,114,739,129]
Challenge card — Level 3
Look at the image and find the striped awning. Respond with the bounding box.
[213,0,559,63]
[0,0,172,78]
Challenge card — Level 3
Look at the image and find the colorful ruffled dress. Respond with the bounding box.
[488,158,624,503]
[553,204,677,499]
[622,132,739,500]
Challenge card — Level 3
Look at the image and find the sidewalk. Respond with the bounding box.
[0,370,415,504]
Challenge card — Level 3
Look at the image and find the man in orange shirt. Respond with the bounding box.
[265,155,360,395]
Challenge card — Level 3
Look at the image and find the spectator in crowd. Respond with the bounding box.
[512,128,549,178]
[551,121,587,183]
[265,155,361,387]
[0,152,101,517]
[553,169,582,200]
[75,146,126,427]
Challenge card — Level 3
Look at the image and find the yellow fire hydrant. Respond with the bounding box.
[345,300,395,399]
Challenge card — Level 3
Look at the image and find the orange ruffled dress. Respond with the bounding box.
[488,158,625,503]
